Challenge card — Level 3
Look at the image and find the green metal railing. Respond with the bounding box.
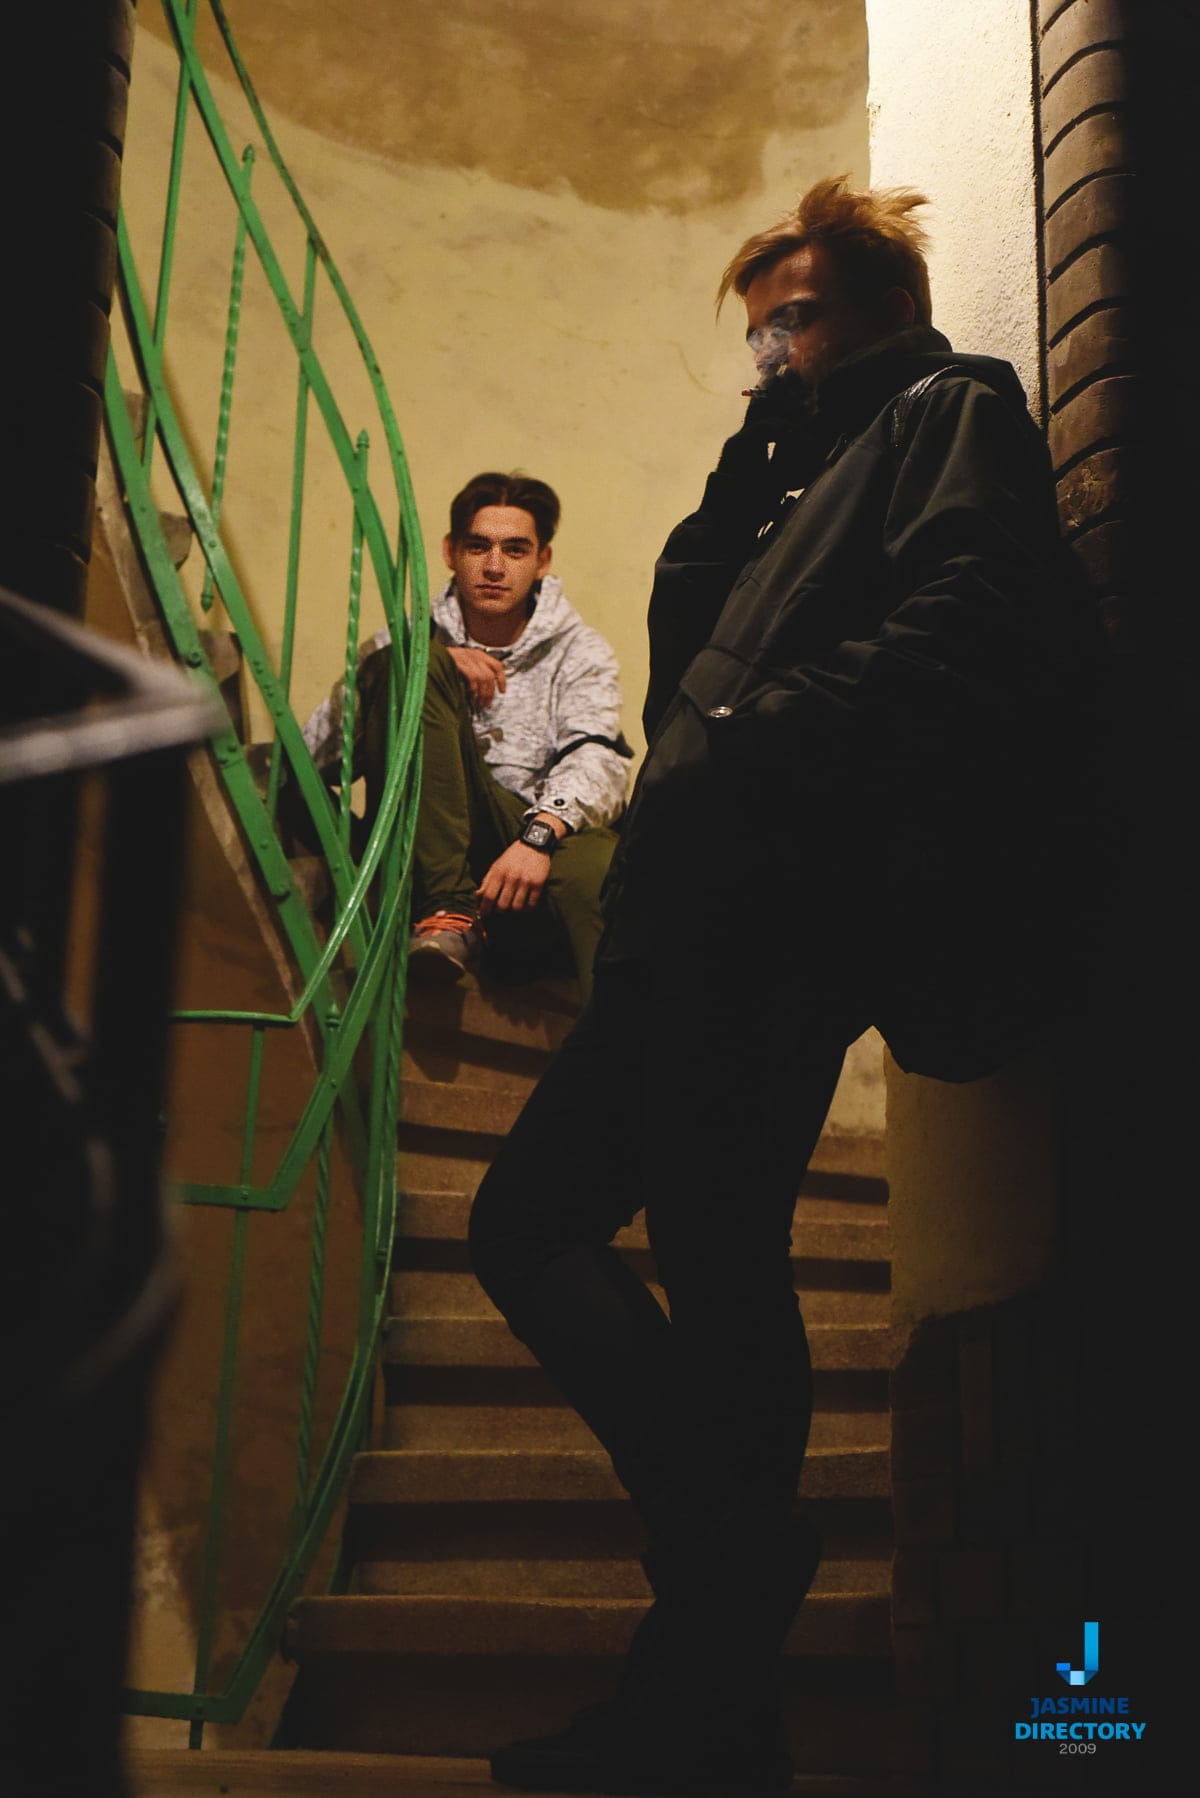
[107,0,428,1737]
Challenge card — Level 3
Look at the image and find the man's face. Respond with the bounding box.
[442,505,551,638]
[743,241,896,391]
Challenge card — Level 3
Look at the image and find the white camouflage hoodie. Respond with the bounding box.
[303,575,630,834]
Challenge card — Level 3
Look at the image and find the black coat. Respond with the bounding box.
[600,329,1103,1081]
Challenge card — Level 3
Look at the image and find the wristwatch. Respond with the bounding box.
[518,816,559,855]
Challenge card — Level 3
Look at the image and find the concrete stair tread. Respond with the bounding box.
[158,509,194,569]
[129,1752,489,1796]
[390,1271,889,1327]
[349,1445,889,1504]
[384,1314,894,1372]
[405,979,579,1053]
[289,1590,891,1660]
[398,1079,885,1181]
[396,1188,889,1257]
[129,1749,927,1796]
[355,1551,890,1600]
[397,1151,496,1194]
[380,1404,888,1453]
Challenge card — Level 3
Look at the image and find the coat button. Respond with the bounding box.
[707,705,733,719]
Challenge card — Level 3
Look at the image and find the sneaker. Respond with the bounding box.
[407,909,482,983]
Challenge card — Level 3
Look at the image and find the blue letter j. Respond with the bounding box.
[1056,1620,1100,1687]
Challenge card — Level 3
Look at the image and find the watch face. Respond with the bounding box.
[523,821,554,849]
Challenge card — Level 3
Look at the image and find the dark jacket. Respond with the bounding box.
[600,328,1102,1081]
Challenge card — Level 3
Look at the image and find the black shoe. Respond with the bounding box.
[488,1509,815,1795]
[645,1505,822,1695]
[488,1694,793,1795]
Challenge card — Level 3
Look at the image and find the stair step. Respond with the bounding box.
[383,1358,888,1408]
[383,1314,894,1372]
[406,978,578,1054]
[399,1079,526,1136]
[129,1752,493,1796]
[395,1154,887,1207]
[396,1188,889,1259]
[197,626,241,685]
[290,1688,932,1774]
[287,853,331,910]
[129,1750,930,1796]
[399,1081,885,1180]
[389,1270,890,1327]
[353,1548,890,1601]
[349,1446,889,1506]
[159,508,194,569]
[288,1589,891,1662]
[198,627,247,741]
[380,1401,887,1453]
[396,1148,495,1196]
[402,1043,545,1096]
[348,1498,893,1593]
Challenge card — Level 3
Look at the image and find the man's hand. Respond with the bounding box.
[476,815,567,914]
[447,644,507,709]
[699,372,824,543]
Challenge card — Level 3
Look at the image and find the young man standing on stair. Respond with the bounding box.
[468,179,1097,1795]
[303,471,630,1004]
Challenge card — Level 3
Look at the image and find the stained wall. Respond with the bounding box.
[127,0,871,754]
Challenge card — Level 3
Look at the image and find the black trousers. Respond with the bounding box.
[469,952,864,1544]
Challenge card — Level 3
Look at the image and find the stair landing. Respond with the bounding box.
[129,1748,928,1797]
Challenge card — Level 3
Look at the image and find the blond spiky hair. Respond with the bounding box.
[717,175,933,325]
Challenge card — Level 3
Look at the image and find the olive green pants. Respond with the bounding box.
[360,640,616,1003]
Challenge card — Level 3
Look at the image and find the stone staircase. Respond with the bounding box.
[278,975,933,1785]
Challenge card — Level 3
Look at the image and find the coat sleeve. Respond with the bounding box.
[530,630,631,832]
[716,379,1089,782]
[641,394,827,742]
[642,488,759,744]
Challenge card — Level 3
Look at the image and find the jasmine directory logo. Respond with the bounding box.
[1014,1622,1148,1752]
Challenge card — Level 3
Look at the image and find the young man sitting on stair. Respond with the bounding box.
[302,471,630,1003]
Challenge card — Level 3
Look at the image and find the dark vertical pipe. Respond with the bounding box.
[1,9,151,1798]
[1,1,137,987]
[1035,0,1193,1757]
[0,1,133,618]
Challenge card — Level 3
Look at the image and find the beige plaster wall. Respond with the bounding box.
[865,0,1056,1334]
[865,0,1043,418]
[123,1,869,758]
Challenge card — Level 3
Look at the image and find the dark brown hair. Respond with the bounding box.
[448,471,562,548]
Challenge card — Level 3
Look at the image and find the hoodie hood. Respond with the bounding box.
[817,325,1030,437]
[432,573,582,669]
[737,327,1031,495]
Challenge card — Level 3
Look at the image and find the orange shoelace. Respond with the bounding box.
[412,911,479,939]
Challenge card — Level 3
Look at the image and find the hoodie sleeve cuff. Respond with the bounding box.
[525,797,583,835]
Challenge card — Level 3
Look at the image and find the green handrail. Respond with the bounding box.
[107,0,428,1736]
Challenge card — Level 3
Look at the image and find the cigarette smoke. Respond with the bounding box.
[746,322,792,393]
